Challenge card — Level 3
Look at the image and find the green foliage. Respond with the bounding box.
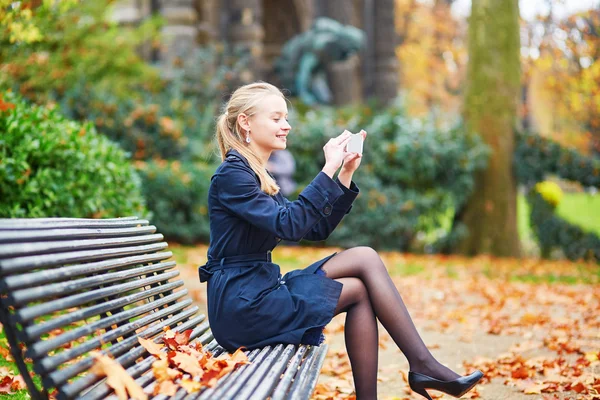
[0,0,162,102]
[55,44,250,162]
[323,174,438,250]
[136,160,216,244]
[528,190,600,261]
[0,91,147,218]
[288,101,489,251]
[515,131,600,188]
[515,131,600,261]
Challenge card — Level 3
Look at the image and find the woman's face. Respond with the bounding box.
[245,94,291,153]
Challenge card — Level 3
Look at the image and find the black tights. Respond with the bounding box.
[321,246,461,400]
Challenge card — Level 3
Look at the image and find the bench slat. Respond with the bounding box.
[235,344,286,400]
[0,242,169,274]
[23,280,182,340]
[270,345,309,400]
[287,344,328,400]
[194,348,263,400]
[16,269,180,323]
[250,344,296,399]
[29,289,188,360]
[3,251,173,290]
[297,344,328,400]
[0,234,164,258]
[10,261,176,306]
[38,299,195,375]
[0,226,156,244]
[0,218,147,230]
[217,346,273,399]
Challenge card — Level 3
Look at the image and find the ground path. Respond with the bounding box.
[173,244,599,400]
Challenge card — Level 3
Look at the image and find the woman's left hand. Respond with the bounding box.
[340,130,367,174]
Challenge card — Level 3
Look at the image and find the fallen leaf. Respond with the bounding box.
[90,352,147,400]
[138,337,164,355]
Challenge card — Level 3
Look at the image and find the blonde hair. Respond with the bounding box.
[216,81,284,196]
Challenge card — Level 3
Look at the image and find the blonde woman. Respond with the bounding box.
[198,82,482,400]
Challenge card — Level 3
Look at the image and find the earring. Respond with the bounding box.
[246,131,251,143]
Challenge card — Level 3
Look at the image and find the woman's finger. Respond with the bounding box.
[339,136,352,147]
[336,130,352,143]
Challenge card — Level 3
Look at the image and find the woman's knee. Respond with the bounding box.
[350,246,385,274]
[335,277,369,314]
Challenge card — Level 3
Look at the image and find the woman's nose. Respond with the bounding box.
[282,120,291,130]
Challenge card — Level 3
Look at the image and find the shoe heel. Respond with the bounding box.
[411,386,433,400]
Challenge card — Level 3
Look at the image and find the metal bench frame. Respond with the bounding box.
[0,217,327,400]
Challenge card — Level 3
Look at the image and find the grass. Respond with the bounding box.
[555,192,600,236]
[519,191,600,238]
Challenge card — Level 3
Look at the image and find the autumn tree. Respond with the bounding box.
[523,8,600,155]
[395,0,467,123]
[455,0,521,257]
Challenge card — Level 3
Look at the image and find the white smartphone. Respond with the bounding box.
[346,133,364,154]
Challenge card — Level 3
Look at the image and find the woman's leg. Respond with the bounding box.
[323,247,461,381]
[334,277,379,400]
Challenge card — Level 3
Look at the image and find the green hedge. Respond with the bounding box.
[528,190,600,261]
[515,131,600,187]
[136,160,216,244]
[515,131,600,261]
[0,91,147,218]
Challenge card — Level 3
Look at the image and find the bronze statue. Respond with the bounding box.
[274,17,365,104]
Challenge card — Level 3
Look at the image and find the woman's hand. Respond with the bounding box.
[322,130,353,177]
[340,130,367,174]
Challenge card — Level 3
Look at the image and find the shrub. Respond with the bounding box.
[516,130,600,261]
[136,160,217,244]
[0,91,147,218]
[55,44,250,163]
[528,190,599,261]
[515,131,600,188]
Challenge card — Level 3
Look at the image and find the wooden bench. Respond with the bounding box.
[0,217,328,400]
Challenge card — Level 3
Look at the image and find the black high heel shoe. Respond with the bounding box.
[408,370,484,400]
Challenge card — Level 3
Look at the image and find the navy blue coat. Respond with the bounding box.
[199,148,360,352]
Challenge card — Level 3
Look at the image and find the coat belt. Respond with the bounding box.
[198,251,272,282]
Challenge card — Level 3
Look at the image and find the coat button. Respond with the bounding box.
[323,205,332,215]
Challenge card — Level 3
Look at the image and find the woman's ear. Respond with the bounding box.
[238,113,251,133]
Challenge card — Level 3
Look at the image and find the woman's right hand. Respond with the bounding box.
[322,130,353,177]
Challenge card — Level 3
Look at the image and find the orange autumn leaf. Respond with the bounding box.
[153,380,178,397]
[174,330,193,346]
[172,352,204,377]
[151,358,180,382]
[523,382,550,394]
[0,376,15,395]
[225,347,249,364]
[200,367,221,388]
[89,352,147,400]
[180,378,202,394]
[138,337,164,355]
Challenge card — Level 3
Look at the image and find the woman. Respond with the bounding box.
[199,82,483,400]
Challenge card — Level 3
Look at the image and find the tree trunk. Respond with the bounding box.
[455,0,521,257]
[373,0,399,105]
